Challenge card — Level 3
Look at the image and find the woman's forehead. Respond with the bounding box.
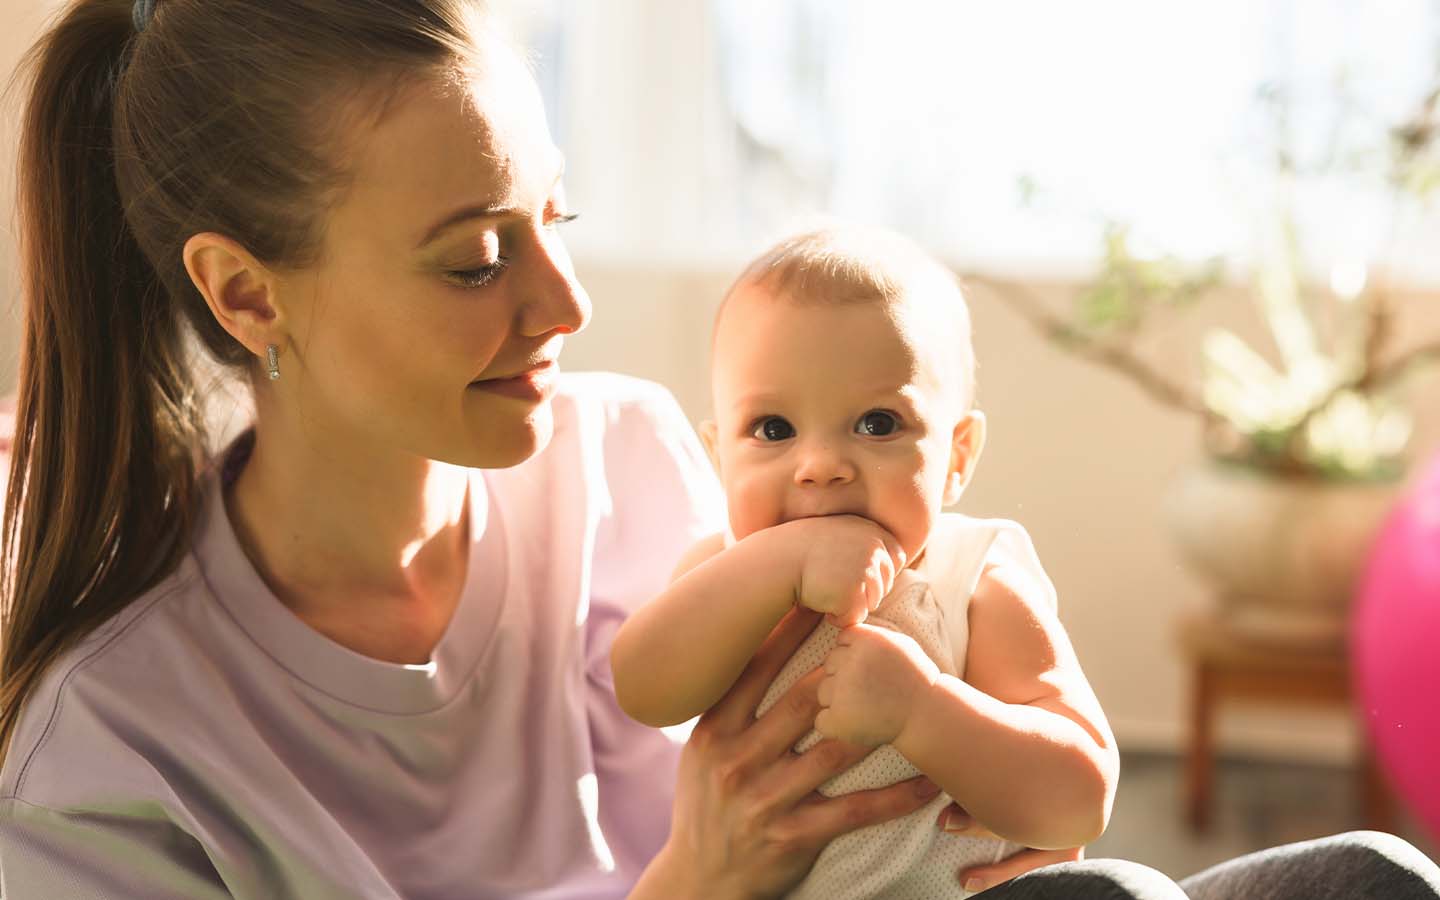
[332,64,559,250]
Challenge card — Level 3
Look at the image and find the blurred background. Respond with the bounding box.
[4,0,1440,882]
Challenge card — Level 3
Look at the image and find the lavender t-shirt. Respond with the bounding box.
[0,373,724,900]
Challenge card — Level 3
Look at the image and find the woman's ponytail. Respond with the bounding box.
[0,0,203,765]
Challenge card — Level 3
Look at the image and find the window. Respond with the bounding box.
[493,1,1440,282]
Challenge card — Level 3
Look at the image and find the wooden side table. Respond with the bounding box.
[1177,606,1396,832]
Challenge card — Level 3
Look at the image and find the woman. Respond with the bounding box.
[0,1,1435,898]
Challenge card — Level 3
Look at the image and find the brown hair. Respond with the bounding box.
[0,0,493,767]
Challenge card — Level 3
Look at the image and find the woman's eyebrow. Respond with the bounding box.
[415,202,522,249]
[414,161,566,250]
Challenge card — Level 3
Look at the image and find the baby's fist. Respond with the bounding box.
[814,623,940,747]
[793,516,905,628]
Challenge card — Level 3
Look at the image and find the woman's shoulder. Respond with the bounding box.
[552,371,692,432]
[541,371,717,497]
[542,371,725,578]
[0,554,222,806]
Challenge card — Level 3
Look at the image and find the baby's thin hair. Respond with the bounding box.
[735,226,918,304]
[717,225,978,406]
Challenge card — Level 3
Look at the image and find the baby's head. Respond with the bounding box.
[701,226,986,564]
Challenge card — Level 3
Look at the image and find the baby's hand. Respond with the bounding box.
[790,516,905,628]
[814,623,940,747]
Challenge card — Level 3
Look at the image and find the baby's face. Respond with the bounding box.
[707,283,980,564]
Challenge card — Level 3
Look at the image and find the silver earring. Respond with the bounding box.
[265,344,281,381]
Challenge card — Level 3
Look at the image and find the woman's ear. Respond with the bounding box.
[943,410,987,507]
[183,231,283,358]
[698,420,721,475]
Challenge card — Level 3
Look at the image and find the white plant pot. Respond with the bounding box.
[1164,462,1404,643]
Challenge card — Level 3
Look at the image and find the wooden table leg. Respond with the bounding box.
[1186,663,1214,831]
[1360,744,1398,833]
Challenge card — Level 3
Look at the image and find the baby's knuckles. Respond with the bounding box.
[835,629,937,744]
[794,521,893,621]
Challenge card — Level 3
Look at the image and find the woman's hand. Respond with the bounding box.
[936,803,1086,894]
[650,606,941,900]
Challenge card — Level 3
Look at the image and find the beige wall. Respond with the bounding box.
[0,1,62,395]
[4,0,1437,762]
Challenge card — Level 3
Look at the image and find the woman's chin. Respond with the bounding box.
[466,406,555,470]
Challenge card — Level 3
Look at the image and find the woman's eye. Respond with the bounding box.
[447,259,509,289]
[855,411,899,436]
[546,212,580,231]
[751,417,795,442]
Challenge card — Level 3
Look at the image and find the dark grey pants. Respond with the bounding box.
[980,831,1440,899]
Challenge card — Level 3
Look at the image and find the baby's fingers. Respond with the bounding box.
[817,673,835,708]
[877,529,906,573]
[825,583,871,628]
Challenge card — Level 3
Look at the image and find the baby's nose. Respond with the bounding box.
[794,445,856,487]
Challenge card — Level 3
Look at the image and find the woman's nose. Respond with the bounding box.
[794,443,856,487]
[518,229,591,338]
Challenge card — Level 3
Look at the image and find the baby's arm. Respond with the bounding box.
[611,529,794,727]
[814,561,1116,848]
[891,561,1118,849]
[612,516,904,728]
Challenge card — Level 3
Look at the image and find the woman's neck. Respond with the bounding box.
[221,421,472,663]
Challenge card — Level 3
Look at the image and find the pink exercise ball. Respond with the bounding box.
[1352,452,1440,842]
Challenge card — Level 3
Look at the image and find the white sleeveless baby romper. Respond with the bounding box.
[755,514,1056,899]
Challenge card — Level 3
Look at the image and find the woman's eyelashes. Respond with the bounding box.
[447,258,509,289]
[747,410,903,442]
[444,212,578,289]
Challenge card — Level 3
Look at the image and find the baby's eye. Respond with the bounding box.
[855,410,899,437]
[751,417,795,442]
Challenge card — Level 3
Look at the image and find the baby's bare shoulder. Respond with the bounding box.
[964,562,1083,703]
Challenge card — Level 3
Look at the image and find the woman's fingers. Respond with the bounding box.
[744,666,828,761]
[934,803,1002,840]
[780,774,941,848]
[957,846,1085,894]
[706,607,822,733]
[751,734,877,814]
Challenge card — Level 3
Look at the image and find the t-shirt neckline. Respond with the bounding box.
[191,427,510,715]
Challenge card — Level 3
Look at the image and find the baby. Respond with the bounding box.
[612,226,1118,898]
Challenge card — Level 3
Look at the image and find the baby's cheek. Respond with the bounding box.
[726,476,785,540]
[884,471,940,562]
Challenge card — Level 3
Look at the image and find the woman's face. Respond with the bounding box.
[276,51,589,470]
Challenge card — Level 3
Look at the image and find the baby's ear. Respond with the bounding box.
[698,419,721,474]
[943,411,987,507]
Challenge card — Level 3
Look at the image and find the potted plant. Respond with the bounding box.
[973,81,1440,642]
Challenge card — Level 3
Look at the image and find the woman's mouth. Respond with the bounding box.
[469,360,558,402]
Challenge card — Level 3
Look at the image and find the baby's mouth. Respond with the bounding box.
[784,508,869,523]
